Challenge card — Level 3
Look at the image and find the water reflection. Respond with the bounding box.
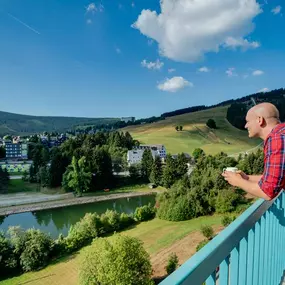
[0,195,155,238]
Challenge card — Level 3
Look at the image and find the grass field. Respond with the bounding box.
[7,179,39,194]
[123,106,261,156]
[0,215,222,285]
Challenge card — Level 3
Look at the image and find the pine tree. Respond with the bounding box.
[150,156,162,186]
[141,149,154,181]
[162,154,176,188]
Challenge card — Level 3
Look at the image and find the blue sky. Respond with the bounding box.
[0,0,284,119]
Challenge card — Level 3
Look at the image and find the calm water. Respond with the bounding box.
[0,195,156,238]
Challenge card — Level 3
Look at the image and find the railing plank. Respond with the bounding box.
[259,214,266,285]
[230,246,239,285]
[205,271,216,285]
[267,209,274,285]
[219,256,229,285]
[246,229,254,285]
[238,237,247,285]
[252,221,261,285]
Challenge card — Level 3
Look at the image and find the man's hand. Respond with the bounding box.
[236,170,249,181]
[222,171,244,187]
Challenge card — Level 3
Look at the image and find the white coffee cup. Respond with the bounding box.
[223,167,239,173]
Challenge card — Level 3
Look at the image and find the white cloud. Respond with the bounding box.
[86,19,92,24]
[198,67,210,73]
[141,59,164,70]
[252,70,264,76]
[157,76,193,92]
[132,0,262,63]
[226,68,238,77]
[115,48,121,54]
[258,87,269,93]
[86,3,104,13]
[168,68,176,73]
[272,6,282,15]
[224,37,260,50]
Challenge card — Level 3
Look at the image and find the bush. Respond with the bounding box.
[119,212,135,229]
[206,119,217,129]
[8,227,53,272]
[79,234,154,285]
[134,204,155,222]
[65,213,102,251]
[165,253,179,275]
[221,215,233,227]
[0,232,18,278]
[100,210,121,233]
[215,189,241,214]
[196,239,209,252]
[200,225,214,240]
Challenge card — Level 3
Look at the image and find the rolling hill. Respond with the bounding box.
[123,106,261,156]
[0,110,119,136]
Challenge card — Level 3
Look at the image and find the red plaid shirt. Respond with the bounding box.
[258,123,285,199]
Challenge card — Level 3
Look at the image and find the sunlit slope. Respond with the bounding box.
[123,106,261,155]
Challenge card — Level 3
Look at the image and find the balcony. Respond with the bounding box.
[159,191,285,285]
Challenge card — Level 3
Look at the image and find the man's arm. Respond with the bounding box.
[248,175,263,182]
[236,178,271,200]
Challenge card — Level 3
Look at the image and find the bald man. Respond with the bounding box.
[222,102,285,200]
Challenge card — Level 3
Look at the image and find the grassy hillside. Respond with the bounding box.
[124,106,261,155]
[0,110,118,135]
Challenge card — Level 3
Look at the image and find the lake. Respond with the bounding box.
[0,194,156,238]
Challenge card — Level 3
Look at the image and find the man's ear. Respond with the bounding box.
[258,116,265,126]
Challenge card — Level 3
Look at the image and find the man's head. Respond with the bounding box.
[245,102,280,139]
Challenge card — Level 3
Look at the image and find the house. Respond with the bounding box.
[4,141,28,159]
[121,117,135,123]
[137,144,167,160]
[127,148,162,166]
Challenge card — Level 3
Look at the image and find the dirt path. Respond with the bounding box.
[150,225,224,279]
[0,191,157,217]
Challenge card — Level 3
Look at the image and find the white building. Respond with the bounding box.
[127,148,162,166]
[138,144,167,160]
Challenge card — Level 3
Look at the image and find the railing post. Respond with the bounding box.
[246,228,255,285]
[252,221,261,285]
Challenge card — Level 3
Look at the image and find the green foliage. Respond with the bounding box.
[165,253,179,275]
[65,213,101,251]
[129,164,141,181]
[200,225,214,240]
[0,168,9,193]
[119,212,135,228]
[179,125,183,131]
[196,239,209,252]
[0,232,17,278]
[0,146,5,158]
[134,204,155,222]
[238,148,264,175]
[63,156,92,196]
[39,166,50,188]
[79,234,154,285]
[161,154,177,188]
[149,156,162,186]
[215,189,242,214]
[8,227,53,272]
[141,149,154,181]
[192,148,205,161]
[221,215,233,227]
[206,119,217,129]
[100,210,121,232]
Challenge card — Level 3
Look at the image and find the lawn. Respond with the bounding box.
[7,179,39,194]
[123,106,261,156]
[0,215,222,285]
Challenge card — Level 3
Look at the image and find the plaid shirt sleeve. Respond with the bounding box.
[258,135,285,199]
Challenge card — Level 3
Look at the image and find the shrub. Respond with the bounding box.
[79,234,154,285]
[200,225,214,240]
[215,189,241,214]
[221,215,233,227]
[165,253,179,275]
[100,210,121,233]
[0,231,18,278]
[196,239,209,252]
[65,213,101,251]
[8,227,53,272]
[206,119,217,129]
[119,212,135,229]
[134,204,155,222]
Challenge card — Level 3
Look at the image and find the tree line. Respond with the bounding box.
[26,131,138,195]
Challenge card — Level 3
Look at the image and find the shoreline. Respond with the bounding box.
[0,191,157,217]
